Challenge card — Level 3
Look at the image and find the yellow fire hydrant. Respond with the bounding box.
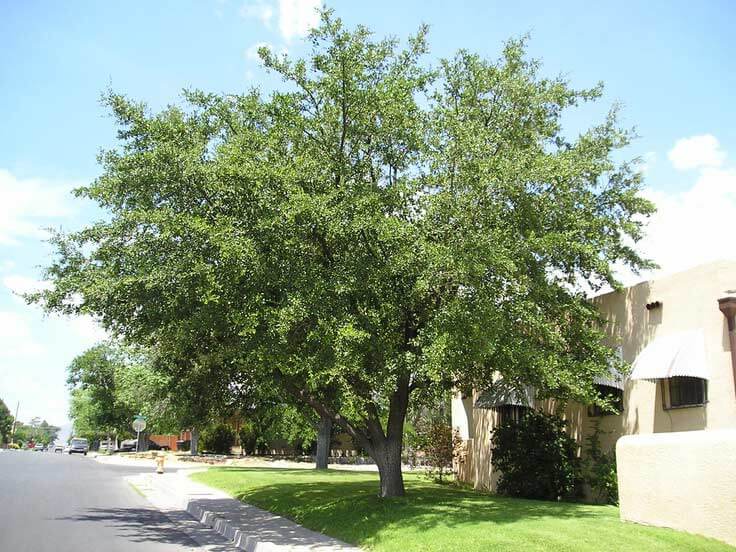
[156,451,165,474]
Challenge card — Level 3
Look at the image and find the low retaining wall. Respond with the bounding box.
[616,429,736,546]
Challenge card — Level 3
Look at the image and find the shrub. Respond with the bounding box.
[238,422,257,455]
[583,422,618,505]
[411,418,462,482]
[7,443,19,449]
[491,410,581,501]
[201,424,236,455]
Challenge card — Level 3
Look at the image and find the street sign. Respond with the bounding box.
[132,415,146,433]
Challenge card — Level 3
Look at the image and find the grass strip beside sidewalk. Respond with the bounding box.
[190,468,731,552]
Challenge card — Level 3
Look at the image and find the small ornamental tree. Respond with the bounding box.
[32,12,654,497]
[413,418,461,483]
[491,410,581,501]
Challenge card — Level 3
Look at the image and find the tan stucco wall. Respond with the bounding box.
[617,430,736,546]
[453,260,736,492]
[453,392,591,491]
[594,260,736,434]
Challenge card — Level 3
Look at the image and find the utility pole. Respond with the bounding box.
[10,402,19,445]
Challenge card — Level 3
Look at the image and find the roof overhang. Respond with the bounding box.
[630,329,708,380]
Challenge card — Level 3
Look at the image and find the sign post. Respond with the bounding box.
[132,415,147,453]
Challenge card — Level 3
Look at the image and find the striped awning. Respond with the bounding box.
[630,329,708,380]
[595,346,625,390]
[475,379,535,409]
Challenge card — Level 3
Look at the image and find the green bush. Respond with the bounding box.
[201,424,236,455]
[583,423,618,505]
[7,442,19,449]
[238,422,257,455]
[491,410,581,501]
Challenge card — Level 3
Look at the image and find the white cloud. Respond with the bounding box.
[240,0,321,42]
[245,41,273,61]
[619,165,736,285]
[240,0,275,27]
[278,0,321,41]
[0,311,42,357]
[0,169,77,245]
[638,151,656,175]
[3,275,52,298]
[667,134,726,171]
[66,315,108,344]
[0,260,16,272]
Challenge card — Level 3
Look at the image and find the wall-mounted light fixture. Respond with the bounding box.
[645,301,662,311]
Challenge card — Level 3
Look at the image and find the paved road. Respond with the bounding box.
[0,450,234,551]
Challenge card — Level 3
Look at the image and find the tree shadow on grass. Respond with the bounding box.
[202,468,607,548]
[55,507,235,551]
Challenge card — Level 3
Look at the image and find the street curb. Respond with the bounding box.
[128,470,361,551]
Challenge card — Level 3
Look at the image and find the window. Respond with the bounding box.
[495,405,530,426]
[666,376,707,408]
[588,384,624,417]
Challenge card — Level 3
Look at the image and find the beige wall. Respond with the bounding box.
[594,260,736,434]
[453,260,736,490]
[453,392,589,491]
[617,430,736,546]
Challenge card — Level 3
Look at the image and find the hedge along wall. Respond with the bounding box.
[616,429,736,546]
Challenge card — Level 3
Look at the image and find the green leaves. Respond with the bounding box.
[34,13,653,469]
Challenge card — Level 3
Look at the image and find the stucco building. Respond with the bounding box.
[452,260,736,491]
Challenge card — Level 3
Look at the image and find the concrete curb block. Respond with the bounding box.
[183,496,358,551]
[129,470,360,551]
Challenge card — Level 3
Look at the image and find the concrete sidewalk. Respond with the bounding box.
[127,469,361,551]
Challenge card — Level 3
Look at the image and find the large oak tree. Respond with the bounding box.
[34,13,654,496]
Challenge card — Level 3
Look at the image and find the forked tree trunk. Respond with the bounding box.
[315,415,332,470]
[190,427,199,456]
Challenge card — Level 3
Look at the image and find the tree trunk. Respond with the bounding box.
[315,415,332,470]
[372,371,412,497]
[190,427,199,456]
[137,431,149,452]
[374,437,405,497]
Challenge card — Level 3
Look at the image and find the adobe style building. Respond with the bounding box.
[452,260,736,491]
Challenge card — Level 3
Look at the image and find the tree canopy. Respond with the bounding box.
[0,398,13,444]
[33,12,654,496]
[67,342,179,441]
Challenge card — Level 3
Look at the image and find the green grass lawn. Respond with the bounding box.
[191,468,732,551]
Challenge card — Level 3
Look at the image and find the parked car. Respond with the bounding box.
[53,443,64,453]
[68,437,89,455]
[99,439,114,453]
[117,439,137,452]
[116,438,162,452]
[33,443,45,452]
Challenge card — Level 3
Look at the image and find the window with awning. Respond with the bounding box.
[629,329,708,381]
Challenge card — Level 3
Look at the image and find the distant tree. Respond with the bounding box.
[36,420,60,445]
[12,422,30,445]
[33,12,655,496]
[0,399,12,444]
[66,342,180,443]
[200,423,236,454]
[67,344,130,438]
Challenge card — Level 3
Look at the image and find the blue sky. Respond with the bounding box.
[1,0,735,434]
